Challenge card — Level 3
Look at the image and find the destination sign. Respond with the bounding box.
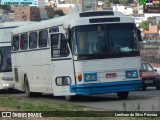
[1,0,36,5]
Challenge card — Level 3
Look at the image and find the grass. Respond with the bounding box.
[0,96,83,111]
[0,96,160,119]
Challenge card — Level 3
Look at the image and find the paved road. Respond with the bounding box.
[1,87,160,111]
[72,88,160,111]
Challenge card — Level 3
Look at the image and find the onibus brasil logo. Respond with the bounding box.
[139,0,152,6]
[139,0,160,6]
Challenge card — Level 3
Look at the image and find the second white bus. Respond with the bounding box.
[0,21,35,90]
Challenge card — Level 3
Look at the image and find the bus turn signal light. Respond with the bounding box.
[139,69,142,78]
[77,73,82,82]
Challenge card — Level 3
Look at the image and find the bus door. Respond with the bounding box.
[50,33,76,96]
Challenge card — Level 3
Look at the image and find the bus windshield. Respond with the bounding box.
[0,46,12,72]
[73,23,140,59]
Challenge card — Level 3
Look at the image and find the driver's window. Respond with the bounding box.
[51,34,69,58]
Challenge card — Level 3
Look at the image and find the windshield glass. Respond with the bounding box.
[0,46,12,72]
[73,23,140,59]
[141,63,153,72]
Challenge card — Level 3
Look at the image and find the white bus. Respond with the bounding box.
[0,21,34,90]
[11,11,142,101]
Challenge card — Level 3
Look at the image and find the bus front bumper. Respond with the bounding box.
[1,81,15,90]
[70,80,142,95]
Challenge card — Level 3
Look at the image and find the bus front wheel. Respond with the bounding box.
[65,95,76,101]
[117,91,129,100]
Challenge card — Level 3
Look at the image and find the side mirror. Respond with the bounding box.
[137,28,142,42]
[154,69,157,72]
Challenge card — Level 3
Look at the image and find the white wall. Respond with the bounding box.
[113,5,133,15]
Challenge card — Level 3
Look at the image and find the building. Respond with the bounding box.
[141,42,160,65]
[14,5,54,21]
[113,5,133,15]
[141,25,160,66]
[14,6,41,21]
[143,25,160,41]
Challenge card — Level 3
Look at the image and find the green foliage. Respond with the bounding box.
[112,0,120,4]
[103,0,111,5]
[156,22,160,26]
[119,0,128,5]
[139,21,150,30]
[0,5,11,11]
[53,9,65,18]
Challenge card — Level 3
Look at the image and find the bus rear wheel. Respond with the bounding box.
[117,91,129,100]
[24,76,42,97]
[24,76,33,98]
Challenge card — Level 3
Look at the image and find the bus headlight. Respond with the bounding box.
[85,74,91,81]
[2,83,9,87]
[125,70,138,78]
[84,72,97,82]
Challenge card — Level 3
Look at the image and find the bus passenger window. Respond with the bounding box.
[12,35,19,51]
[49,27,59,33]
[29,32,37,49]
[20,33,28,50]
[39,30,48,48]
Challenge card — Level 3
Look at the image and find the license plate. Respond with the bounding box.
[144,80,153,84]
[106,73,117,78]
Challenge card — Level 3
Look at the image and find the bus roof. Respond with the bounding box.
[12,11,135,34]
[0,21,36,44]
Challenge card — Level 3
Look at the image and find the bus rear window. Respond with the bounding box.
[12,35,19,51]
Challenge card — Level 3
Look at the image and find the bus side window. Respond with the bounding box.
[20,33,28,50]
[29,32,37,49]
[39,30,48,48]
[12,35,19,51]
[49,27,59,33]
[51,34,69,58]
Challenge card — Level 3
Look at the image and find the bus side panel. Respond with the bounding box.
[12,49,53,93]
[51,59,76,96]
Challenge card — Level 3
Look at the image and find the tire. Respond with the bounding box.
[156,86,160,90]
[117,91,129,100]
[24,76,34,98]
[65,95,76,101]
[142,86,146,90]
[24,76,42,97]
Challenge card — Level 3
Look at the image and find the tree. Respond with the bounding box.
[112,0,120,4]
[119,0,128,5]
[53,9,65,18]
[119,0,134,5]
[102,0,111,5]
[139,21,150,30]
[128,0,134,4]
[0,0,11,11]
